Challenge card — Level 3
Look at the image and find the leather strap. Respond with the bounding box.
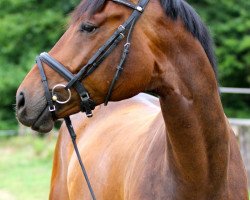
[66,0,149,89]
[40,52,74,81]
[66,26,126,89]
[39,53,95,116]
[82,33,125,79]
[36,56,55,112]
[65,116,96,200]
[113,0,144,11]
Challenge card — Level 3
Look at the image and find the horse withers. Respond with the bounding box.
[16,0,248,199]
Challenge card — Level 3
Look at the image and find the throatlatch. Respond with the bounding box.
[36,0,149,199]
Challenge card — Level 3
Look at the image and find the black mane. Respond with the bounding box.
[72,0,218,77]
[161,0,218,77]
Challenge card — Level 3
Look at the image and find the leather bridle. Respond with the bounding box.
[36,0,149,199]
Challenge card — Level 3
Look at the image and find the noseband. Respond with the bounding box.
[36,0,149,199]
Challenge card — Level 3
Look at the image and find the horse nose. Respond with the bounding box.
[16,91,34,127]
[16,91,26,112]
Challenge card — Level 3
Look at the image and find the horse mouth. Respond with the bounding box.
[31,106,54,133]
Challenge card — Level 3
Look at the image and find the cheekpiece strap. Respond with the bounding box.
[36,56,56,112]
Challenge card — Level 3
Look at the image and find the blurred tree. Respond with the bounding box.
[189,0,250,117]
[0,0,79,129]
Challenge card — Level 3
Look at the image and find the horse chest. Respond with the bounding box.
[66,131,175,200]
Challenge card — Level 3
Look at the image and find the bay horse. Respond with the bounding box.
[16,0,248,199]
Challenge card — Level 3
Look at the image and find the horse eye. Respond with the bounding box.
[80,24,97,33]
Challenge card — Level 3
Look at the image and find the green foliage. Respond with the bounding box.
[0,0,79,129]
[189,0,250,117]
[0,0,250,129]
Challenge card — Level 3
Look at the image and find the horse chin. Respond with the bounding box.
[31,107,54,133]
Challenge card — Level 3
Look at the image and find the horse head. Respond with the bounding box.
[16,0,217,134]
[16,0,161,132]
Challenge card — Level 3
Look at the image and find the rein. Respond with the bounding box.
[36,0,149,199]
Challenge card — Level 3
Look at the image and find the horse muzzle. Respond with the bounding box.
[16,90,54,133]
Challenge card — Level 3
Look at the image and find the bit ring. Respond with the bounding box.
[52,84,71,104]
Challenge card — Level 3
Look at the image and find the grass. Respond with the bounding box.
[0,134,57,200]
[0,134,249,200]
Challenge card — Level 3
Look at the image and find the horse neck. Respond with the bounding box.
[145,15,230,191]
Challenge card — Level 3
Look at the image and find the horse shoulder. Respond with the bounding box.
[50,124,74,200]
[65,94,170,199]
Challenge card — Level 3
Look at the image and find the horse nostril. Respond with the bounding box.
[17,92,26,110]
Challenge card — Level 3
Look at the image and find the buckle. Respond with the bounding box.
[86,113,93,118]
[80,93,90,102]
[118,25,125,32]
[119,33,125,38]
[136,6,143,12]
[124,42,131,48]
[49,105,56,112]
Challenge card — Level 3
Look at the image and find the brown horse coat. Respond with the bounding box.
[50,94,247,199]
[16,0,248,199]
